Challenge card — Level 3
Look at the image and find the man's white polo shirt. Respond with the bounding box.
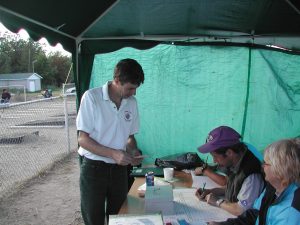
[76,81,140,163]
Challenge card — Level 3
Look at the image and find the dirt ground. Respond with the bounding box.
[0,152,83,225]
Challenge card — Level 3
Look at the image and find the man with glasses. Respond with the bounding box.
[195,126,265,216]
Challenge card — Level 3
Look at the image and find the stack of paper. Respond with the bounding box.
[137,177,172,197]
[145,185,174,215]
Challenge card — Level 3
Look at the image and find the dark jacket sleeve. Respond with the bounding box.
[218,209,258,225]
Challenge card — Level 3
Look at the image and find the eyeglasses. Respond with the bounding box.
[262,160,271,167]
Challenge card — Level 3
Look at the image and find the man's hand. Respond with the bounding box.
[195,166,205,175]
[112,150,133,166]
[131,150,143,166]
[195,188,211,201]
[126,135,143,166]
[206,193,219,207]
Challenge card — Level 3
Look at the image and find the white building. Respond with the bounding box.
[0,73,42,92]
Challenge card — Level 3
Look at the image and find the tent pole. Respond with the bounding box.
[75,39,81,94]
[241,47,252,139]
[285,0,300,14]
[78,0,120,38]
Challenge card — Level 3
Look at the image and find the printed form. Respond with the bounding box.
[163,188,235,225]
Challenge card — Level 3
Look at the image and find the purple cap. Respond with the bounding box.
[197,126,241,153]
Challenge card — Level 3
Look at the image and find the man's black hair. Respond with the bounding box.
[214,142,247,157]
[114,58,144,86]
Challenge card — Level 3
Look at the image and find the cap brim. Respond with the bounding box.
[198,140,241,153]
[197,142,218,153]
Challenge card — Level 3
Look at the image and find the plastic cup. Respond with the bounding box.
[163,168,174,181]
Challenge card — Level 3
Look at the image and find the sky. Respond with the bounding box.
[0,22,71,56]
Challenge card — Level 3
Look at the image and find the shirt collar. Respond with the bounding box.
[102,81,111,101]
[102,81,129,107]
[275,183,298,203]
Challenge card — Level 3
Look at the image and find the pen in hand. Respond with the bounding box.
[200,182,207,199]
[195,182,208,201]
[202,182,206,192]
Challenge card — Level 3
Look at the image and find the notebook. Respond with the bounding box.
[130,167,164,177]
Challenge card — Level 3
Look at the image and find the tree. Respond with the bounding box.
[47,52,72,87]
[0,32,72,87]
[0,36,45,73]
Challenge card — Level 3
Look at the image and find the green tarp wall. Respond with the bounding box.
[89,44,300,164]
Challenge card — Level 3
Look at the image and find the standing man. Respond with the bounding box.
[195,126,265,216]
[76,58,145,225]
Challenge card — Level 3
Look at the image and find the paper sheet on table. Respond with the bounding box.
[163,214,207,225]
[109,213,164,225]
[171,188,235,223]
[191,170,222,189]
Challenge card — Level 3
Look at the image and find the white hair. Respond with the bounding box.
[264,138,300,184]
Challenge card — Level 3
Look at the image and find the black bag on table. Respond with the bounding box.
[154,152,204,170]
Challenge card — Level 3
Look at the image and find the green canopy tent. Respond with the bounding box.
[1,0,300,159]
[1,0,300,96]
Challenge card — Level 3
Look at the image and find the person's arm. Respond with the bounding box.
[126,135,143,166]
[126,135,138,154]
[195,167,227,186]
[205,193,243,215]
[78,131,133,165]
[216,200,244,216]
[204,169,227,186]
[207,174,265,216]
[208,208,259,225]
[195,187,225,201]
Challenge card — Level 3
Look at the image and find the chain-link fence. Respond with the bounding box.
[0,85,28,103]
[0,94,78,199]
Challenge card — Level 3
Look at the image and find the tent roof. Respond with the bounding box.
[0,0,300,54]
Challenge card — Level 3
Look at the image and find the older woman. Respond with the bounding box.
[209,138,300,225]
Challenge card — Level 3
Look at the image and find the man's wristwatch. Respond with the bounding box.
[216,198,225,207]
[201,163,208,173]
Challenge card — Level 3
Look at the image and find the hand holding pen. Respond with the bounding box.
[195,182,211,201]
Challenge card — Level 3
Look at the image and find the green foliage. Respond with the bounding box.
[47,52,72,86]
[0,35,72,87]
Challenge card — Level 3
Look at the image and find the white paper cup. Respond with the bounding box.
[163,168,174,181]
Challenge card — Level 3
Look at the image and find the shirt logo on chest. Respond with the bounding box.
[124,111,132,121]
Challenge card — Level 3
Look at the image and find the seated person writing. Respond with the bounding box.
[195,143,263,187]
[208,138,300,225]
[195,126,265,216]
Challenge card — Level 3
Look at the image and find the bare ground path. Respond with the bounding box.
[0,152,83,225]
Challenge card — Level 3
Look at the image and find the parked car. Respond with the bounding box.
[65,87,76,95]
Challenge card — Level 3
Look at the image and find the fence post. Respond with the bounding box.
[64,94,71,153]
